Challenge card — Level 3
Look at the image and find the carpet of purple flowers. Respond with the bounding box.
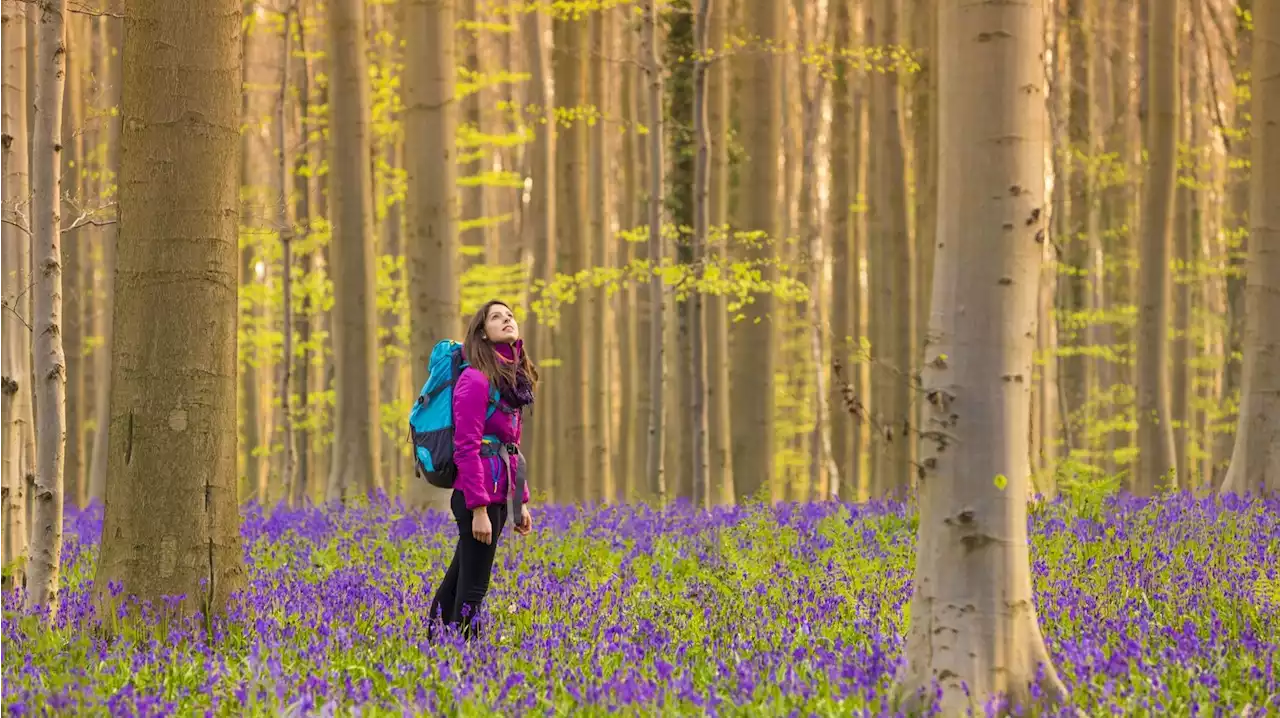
[3,491,1277,716]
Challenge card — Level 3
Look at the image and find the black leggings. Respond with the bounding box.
[428,490,508,640]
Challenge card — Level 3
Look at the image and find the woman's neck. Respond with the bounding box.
[495,341,520,362]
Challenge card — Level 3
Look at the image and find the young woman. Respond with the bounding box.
[428,300,537,640]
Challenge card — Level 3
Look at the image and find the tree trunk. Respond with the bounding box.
[554,14,591,501]
[617,33,638,501]
[1171,38,1193,487]
[706,0,732,503]
[1133,0,1178,495]
[729,0,780,503]
[402,0,458,511]
[898,0,1068,709]
[61,14,85,510]
[27,0,70,614]
[643,0,667,504]
[911,0,938,423]
[1221,0,1280,496]
[2,0,32,591]
[689,0,711,508]
[276,7,297,503]
[519,9,557,501]
[291,1,314,505]
[828,0,857,498]
[88,14,120,504]
[589,9,613,502]
[92,0,247,620]
[326,0,382,501]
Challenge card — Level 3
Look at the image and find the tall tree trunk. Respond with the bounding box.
[706,0,732,503]
[88,15,120,503]
[553,14,590,501]
[1134,0,1179,495]
[868,0,915,498]
[277,6,297,502]
[92,0,247,620]
[27,0,70,614]
[2,0,32,593]
[898,0,1069,709]
[911,0,937,416]
[326,0,381,501]
[291,1,314,505]
[519,9,557,501]
[589,9,613,502]
[61,14,85,510]
[402,0,457,511]
[828,0,857,498]
[729,0,780,503]
[1221,0,1280,496]
[689,0,711,508]
[1171,36,1194,487]
[617,33,638,501]
[643,0,667,503]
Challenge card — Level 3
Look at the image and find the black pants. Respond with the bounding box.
[428,490,508,640]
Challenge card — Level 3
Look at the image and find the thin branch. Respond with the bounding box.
[61,218,116,233]
[2,218,30,235]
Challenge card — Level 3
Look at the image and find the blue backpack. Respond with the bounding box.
[408,339,499,489]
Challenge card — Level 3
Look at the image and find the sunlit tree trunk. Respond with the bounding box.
[1221,0,1280,496]
[26,0,70,614]
[554,13,591,501]
[325,0,382,500]
[729,0,780,502]
[643,0,667,503]
[61,15,86,510]
[403,0,458,510]
[898,0,1068,710]
[706,0,733,503]
[1134,0,1179,495]
[589,9,613,502]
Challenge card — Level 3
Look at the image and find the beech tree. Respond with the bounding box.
[898,0,1068,711]
[1221,0,1280,496]
[93,0,247,619]
[27,0,69,613]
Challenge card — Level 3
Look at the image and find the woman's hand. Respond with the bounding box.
[472,508,493,544]
[514,506,533,535]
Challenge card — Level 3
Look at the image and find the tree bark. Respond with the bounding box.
[589,9,613,502]
[92,0,247,620]
[729,0,780,503]
[325,0,382,501]
[1221,0,1280,497]
[61,13,85,510]
[898,0,1069,710]
[643,0,667,504]
[705,0,732,503]
[27,0,69,614]
[1133,0,1179,495]
[617,31,638,501]
[828,0,857,498]
[2,0,32,591]
[553,14,590,500]
[689,0,711,508]
[403,0,458,510]
[519,9,557,501]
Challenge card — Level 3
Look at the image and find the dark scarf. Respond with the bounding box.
[495,341,535,410]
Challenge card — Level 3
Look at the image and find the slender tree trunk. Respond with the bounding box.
[88,14,119,504]
[1171,39,1193,487]
[402,0,457,511]
[898,0,1068,709]
[2,0,32,590]
[617,35,638,501]
[911,0,937,413]
[1221,0,1280,496]
[276,6,297,503]
[729,0,780,503]
[828,0,856,498]
[688,0,711,508]
[92,0,247,620]
[554,13,591,501]
[1134,0,1179,495]
[643,0,667,503]
[61,14,85,510]
[26,0,70,614]
[706,0,732,503]
[589,9,613,502]
[292,1,314,505]
[326,0,381,501]
[519,9,557,501]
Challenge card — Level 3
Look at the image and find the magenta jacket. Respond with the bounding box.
[452,343,531,511]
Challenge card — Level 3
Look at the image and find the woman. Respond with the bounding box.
[428,300,537,639]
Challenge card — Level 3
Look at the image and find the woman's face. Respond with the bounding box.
[483,303,519,344]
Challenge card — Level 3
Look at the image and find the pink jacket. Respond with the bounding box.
[451,351,531,511]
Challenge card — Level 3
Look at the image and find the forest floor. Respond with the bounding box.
[3,492,1277,716]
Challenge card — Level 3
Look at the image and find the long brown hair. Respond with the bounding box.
[463,300,540,393]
